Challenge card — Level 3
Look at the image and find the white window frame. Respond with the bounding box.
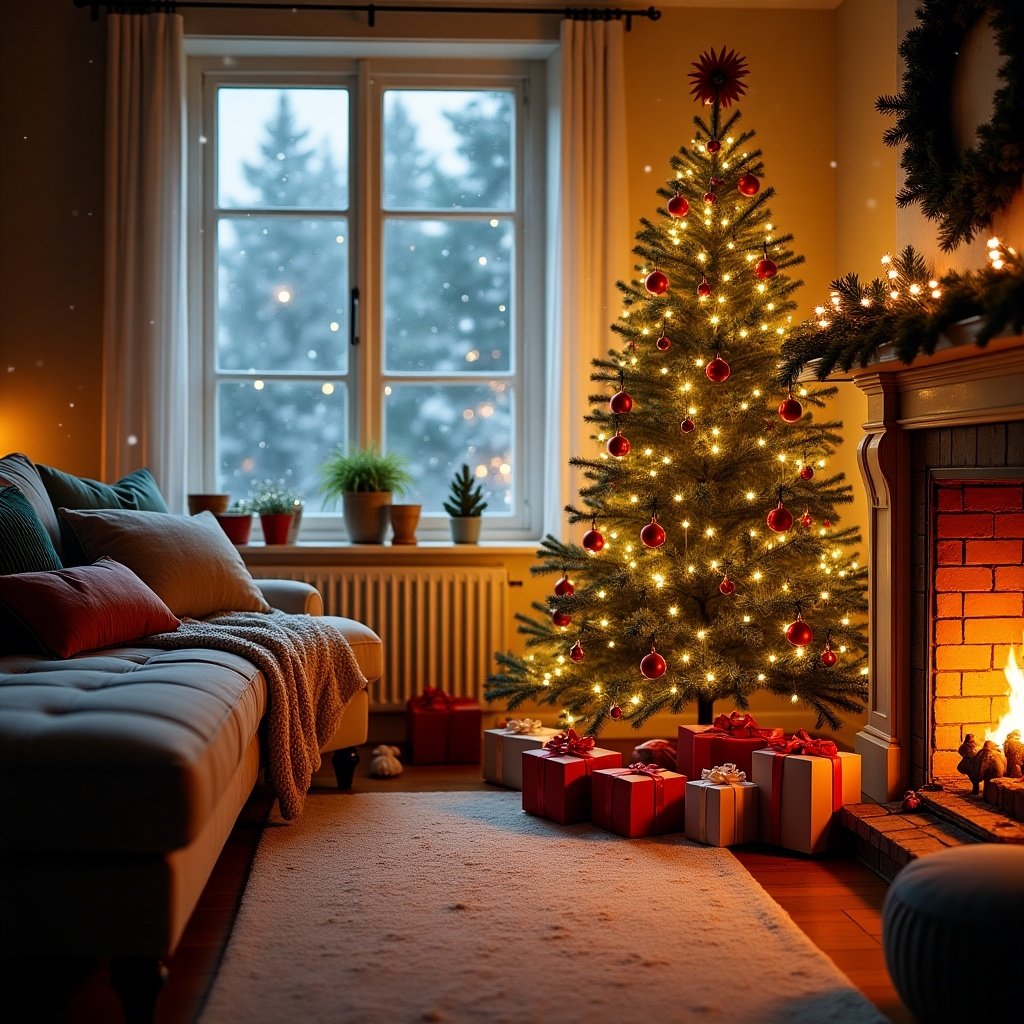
[186,48,548,543]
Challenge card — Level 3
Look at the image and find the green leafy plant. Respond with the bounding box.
[251,484,302,515]
[443,464,488,517]
[319,446,412,507]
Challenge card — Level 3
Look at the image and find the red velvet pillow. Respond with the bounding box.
[0,556,180,658]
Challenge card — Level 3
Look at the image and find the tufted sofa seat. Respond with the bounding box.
[0,578,381,1021]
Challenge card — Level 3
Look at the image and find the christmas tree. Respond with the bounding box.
[488,49,869,733]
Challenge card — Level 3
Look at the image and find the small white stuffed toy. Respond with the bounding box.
[369,744,404,778]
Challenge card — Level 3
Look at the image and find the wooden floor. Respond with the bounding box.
[2,749,915,1024]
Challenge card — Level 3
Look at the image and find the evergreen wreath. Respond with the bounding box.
[877,0,1024,251]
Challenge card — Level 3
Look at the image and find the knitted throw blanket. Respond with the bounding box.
[148,609,367,820]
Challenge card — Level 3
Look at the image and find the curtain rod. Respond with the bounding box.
[74,2,662,31]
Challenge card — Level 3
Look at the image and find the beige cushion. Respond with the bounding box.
[59,508,271,618]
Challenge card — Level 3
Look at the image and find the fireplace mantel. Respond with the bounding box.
[827,323,1024,801]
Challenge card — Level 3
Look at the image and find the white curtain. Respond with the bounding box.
[103,12,187,511]
[544,17,631,539]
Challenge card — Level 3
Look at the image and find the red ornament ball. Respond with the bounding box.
[645,270,669,295]
[680,417,696,434]
[820,646,838,668]
[755,257,778,280]
[799,510,814,529]
[766,501,793,533]
[609,390,633,415]
[667,194,690,218]
[607,432,631,458]
[719,577,736,596]
[800,465,814,481]
[706,138,721,154]
[610,704,623,720]
[697,278,712,298]
[901,790,922,812]
[582,528,605,552]
[554,575,575,597]
[552,609,572,627]
[822,519,833,530]
[703,191,718,205]
[569,640,585,663]
[778,395,803,423]
[656,334,672,352]
[640,650,667,679]
[737,172,760,197]
[785,616,813,648]
[705,355,731,383]
[640,518,666,548]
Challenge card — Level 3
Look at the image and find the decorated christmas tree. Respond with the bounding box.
[488,48,869,734]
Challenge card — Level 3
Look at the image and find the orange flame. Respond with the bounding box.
[986,640,1024,742]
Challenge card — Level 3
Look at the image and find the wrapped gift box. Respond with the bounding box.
[684,778,758,847]
[630,738,677,771]
[483,723,559,790]
[677,712,782,781]
[591,765,687,838]
[751,739,862,854]
[521,735,621,825]
[406,688,482,765]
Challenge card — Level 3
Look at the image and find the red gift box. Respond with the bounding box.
[406,687,482,765]
[521,730,621,824]
[677,712,783,782]
[591,763,687,837]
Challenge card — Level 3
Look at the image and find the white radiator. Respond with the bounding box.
[254,566,509,708]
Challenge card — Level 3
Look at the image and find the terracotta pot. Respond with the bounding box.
[449,516,482,544]
[259,512,294,545]
[188,493,231,516]
[343,491,392,544]
[214,512,253,545]
[389,504,422,545]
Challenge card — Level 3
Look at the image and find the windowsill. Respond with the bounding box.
[240,540,541,567]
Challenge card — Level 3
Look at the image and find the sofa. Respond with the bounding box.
[0,455,382,1023]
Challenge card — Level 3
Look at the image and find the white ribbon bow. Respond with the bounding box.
[505,718,542,734]
[701,763,747,785]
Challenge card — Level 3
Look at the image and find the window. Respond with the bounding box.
[188,55,547,540]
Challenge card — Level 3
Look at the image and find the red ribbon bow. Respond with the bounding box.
[413,686,452,710]
[617,762,664,779]
[768,729,838,759]
[544,729,595,758]
[708,711,764,738]
[767,729,843,847]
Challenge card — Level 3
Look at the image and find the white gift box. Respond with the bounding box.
[751,748,861,854]
[684,779,758,847]
[482,727,558,790]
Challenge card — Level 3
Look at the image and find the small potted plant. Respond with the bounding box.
[444,463,488,544]
[252,485,302,545]
[319,446,412,544]
[214,498,254,545]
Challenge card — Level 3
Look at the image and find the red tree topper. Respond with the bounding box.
[688,47,750,108]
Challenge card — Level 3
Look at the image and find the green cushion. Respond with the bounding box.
[38,464,168,514]
[0,452,64,557]
[0,486,63,576]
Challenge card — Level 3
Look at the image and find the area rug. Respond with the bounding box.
[198,791,889,1024]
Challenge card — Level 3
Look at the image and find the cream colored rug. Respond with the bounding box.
[199,791,888,1024]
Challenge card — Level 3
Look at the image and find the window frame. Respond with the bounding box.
[186,52,548,542]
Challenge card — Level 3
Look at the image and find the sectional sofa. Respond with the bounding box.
[0,454,382,1023]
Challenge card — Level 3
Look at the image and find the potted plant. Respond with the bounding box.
[443,463,488,544]
[319,446,412,544]
[214,498,254,545]
[252,485,302,545]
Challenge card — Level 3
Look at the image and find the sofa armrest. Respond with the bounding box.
[255,579,324,616]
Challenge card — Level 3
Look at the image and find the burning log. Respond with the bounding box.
[1005,729,1024,779]
[956,734,1007,794]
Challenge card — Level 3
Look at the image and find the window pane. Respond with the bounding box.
[383,218,512,372]
[382,90,513,211]
[217,217,349,373]
[217,380,347,511]
[217,88,348,209]
[384,383,512,514]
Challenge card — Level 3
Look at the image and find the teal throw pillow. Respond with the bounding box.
[38,464,169,514]
[0,486,63,576]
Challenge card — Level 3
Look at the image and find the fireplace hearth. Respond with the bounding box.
[833,325,1024,803]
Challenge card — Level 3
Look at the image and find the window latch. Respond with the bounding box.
[350,286,360,347]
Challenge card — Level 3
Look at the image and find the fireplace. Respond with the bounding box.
[833,325,1024,802]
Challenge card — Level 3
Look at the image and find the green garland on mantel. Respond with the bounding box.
[777,244,1024,385]
[877,0,1024,251]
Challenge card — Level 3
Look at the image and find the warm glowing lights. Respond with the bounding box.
[592,684,602,694]
[695,629,707,641]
